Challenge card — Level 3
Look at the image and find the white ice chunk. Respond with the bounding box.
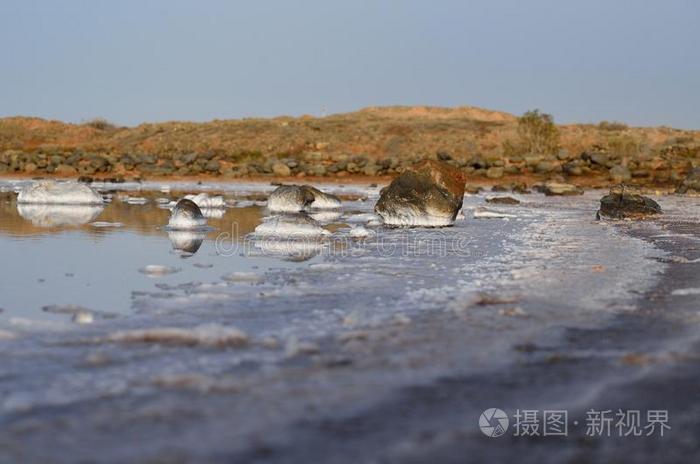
[17,180,103,205]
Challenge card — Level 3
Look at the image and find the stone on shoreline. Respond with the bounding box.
[374,160,466,227]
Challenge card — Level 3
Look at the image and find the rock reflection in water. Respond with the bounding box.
[17,204,104,227]
[168,230,207,255]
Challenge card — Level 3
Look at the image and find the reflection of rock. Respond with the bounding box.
[267,185,341,212]
[168,230,206,255]
[375,160,465,227]
[252,214,330,238]
[17,204,103,227]
[17,180,103,205]
[167,199,208,230]
[597,192,661,219]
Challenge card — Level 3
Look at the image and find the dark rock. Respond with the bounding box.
[486,196,520,205]
[491,185,509,192]
[437,152,452,161]
[597,192,661,219]
[511,183,531,194]
[375,160,466,226]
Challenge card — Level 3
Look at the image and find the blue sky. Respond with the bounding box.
[1,0,698,128]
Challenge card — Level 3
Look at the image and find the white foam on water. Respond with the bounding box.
[16,180,103,205]
[473,207,517,219]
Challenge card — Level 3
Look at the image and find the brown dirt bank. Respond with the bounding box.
[1,105,699,190]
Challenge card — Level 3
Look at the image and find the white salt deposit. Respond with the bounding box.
[17,180,103,205]
[184,193,226,209]
[252,215,330,238]
[221,272,263,283]
[138,265,181,277]
[349,225,375,238]
[105,324,248,347]
[124,197,148,205]
[90,221,123,228]
[473,207,517,219]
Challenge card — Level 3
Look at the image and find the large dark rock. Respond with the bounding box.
[597,192,661,219]
[374,160,466,227]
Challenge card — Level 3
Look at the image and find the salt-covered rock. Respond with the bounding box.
[138,264,181,277]
[539,182,583,196]
[267,185,341,212]
[17,180,103,205]
[252,214,330,238]
[167,199,208,230]
[105,324,248,347]
[374,160,466,227]
[349,225,375,238]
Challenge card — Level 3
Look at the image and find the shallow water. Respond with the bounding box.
[2,179,699,463]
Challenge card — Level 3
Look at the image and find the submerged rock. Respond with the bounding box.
[267,185,341,212]
[597,192,661,219]
[374,160,466,226]
[17,180,103,205]
[167,199,208,230]
[540,182,583,196]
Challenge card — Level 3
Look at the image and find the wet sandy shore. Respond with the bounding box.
[1,183,699,463]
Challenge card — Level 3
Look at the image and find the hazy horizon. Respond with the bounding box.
[2,0,699,129]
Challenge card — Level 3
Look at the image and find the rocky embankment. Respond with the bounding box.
[1,106,699,190]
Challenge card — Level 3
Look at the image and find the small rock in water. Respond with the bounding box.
[540,182,583,196]
[138,264,181,277]
[90,221,123,228]
[485,196,520,205]
[267,185,341,212]
[374,160,466,227]
[597,192,661,219]
[124,196,148,205]
[167,199,208,230]
[17,180,104,205]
